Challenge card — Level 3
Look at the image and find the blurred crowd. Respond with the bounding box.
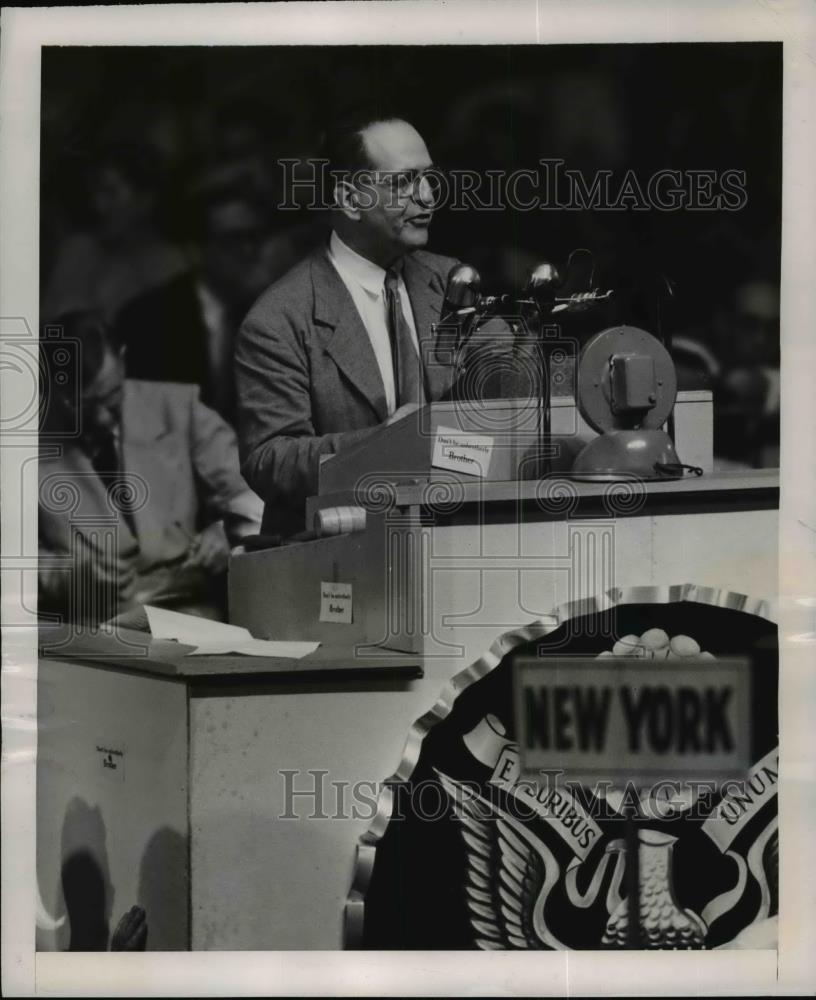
[41,132,327,429]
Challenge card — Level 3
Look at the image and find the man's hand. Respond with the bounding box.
[74,533,138,604]
[181,521,230,575]
[110,905,148,951]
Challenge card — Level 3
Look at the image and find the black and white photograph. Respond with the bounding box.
[1,1,815,996]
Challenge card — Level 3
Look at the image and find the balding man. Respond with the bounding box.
[235,113,459,536]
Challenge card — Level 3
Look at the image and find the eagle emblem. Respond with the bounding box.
[602,829,707,948]
[347,597,779,952]
[439,771,709,950]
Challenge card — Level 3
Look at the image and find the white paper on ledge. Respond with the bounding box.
[144,605,320,659]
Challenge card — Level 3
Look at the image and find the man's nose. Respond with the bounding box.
[414,173,436,209]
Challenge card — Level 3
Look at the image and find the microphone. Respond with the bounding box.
[434,263,482,362]
[524,261,563,313]
[440,263,481,323]
[520,253,614,316]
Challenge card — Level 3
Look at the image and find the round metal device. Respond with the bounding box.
[576,325,677,433]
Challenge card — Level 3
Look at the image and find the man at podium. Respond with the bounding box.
[235,112,459,537]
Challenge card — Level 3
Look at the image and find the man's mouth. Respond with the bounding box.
[405,215,432,227]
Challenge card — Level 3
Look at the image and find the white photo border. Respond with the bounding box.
[1,1,814,995]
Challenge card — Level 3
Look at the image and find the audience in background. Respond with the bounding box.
[42,143,217,410]
[111,265,213,410]
[194,102,284,213]
[714,280,780,468]
[671,335,721,393]
[42,144,189,323]
[38,312,262,626]
[185,187,273,424]
[40,134,327,429]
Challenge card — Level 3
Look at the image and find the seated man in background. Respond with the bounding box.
[39,311,262,625]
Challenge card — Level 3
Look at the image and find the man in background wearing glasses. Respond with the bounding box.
[235,112,460,538]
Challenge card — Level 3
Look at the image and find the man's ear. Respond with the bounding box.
[334,180,362,221]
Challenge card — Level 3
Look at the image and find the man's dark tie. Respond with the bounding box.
[384,266,427,409]
[91,433,136,535]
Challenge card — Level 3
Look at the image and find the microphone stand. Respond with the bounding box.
[656,273,677,450]
[519,262,564,481]
[526,306,552,480]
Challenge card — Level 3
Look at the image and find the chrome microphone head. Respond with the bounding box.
[524,261,562,312]
[435,264,482,364]
[443,263,482,315]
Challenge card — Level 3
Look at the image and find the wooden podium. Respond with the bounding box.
[228,391,775,669]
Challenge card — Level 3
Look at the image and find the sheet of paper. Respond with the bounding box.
[145,605,248,644]
[185,638,320,658]
[144,605,319,659]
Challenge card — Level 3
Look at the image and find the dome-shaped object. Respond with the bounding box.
[571,429,681,480]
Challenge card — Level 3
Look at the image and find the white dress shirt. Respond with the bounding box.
[327,230,421,416]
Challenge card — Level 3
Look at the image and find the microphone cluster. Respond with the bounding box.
[434,257,615,361]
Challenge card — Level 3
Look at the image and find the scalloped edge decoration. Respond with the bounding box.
[342,582,776,947]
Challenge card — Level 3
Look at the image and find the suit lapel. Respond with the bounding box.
[402,253,451,401]
[311,248,388,421]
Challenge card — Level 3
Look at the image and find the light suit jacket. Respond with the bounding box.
[38,379,262,621]
[235,242,460,535]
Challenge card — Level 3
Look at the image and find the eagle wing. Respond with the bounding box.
[437,770,568,950]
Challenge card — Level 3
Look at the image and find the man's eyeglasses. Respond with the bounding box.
[367,166,446,202]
